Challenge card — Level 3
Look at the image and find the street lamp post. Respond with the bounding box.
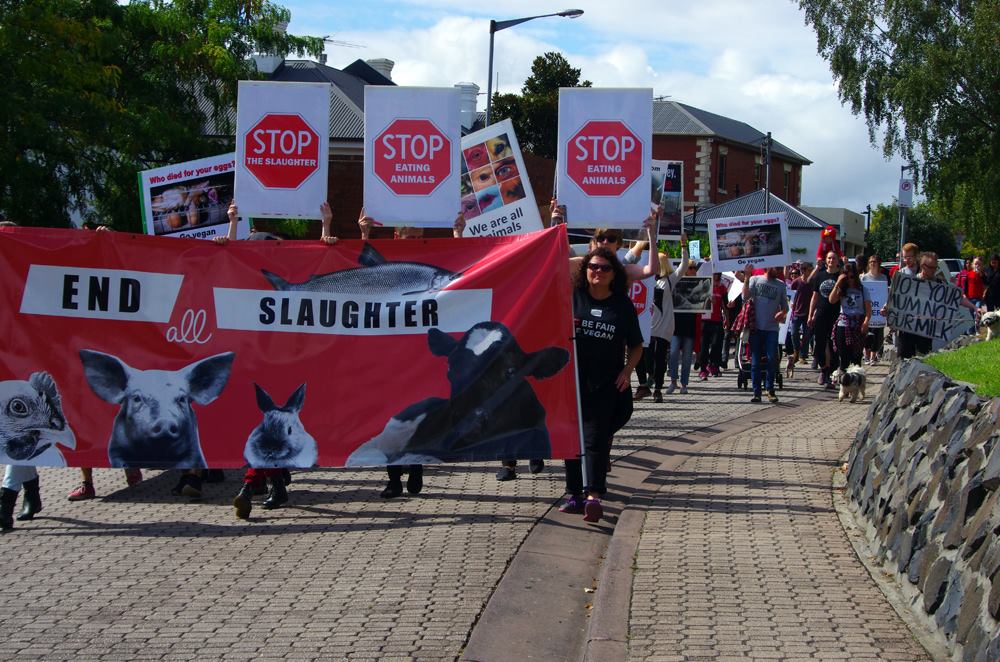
[898,164,914,264]
[485,9,584,127]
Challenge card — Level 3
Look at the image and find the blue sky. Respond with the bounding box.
[283,0,908,215]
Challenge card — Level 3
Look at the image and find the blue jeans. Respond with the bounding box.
[790,315,810,358]
[3,465,38,491]
[669,335,694,386]
[749,329,779,395]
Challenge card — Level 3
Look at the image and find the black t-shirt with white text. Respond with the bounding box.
[812,268,841,321]
[573,289,643,392]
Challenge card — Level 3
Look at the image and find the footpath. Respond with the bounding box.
[1,364,930,661]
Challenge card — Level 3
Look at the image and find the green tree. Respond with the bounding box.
[489,52,591,159]
[0,0,321,230]
[798,0,1000,248]
[867,201,957,261]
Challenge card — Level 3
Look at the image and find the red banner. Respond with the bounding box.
[0,226,579,469]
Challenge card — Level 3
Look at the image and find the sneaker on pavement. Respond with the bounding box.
[698,369,709,381]
[679,385,688,394]
[665,383,677,395]
[632,385,652,401]
[710,365,721,377]
[767,391,779,403]
[528,459,544,474]
[124,468,142,486]
[559,495,585,514]
[750,394,762,403]
[817,373,826,385]
[67,482,96,501]
[495,466,517,481]
[652,389,663,403]
[583,498,603,523]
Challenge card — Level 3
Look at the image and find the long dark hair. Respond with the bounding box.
[840,261,862,290]
[575,247,628,297]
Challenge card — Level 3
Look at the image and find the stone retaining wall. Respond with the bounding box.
[847,358,1000,661]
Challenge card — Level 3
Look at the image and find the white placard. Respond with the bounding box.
[138,153,249,240]
[234,81,331,220]
[886,273,971,341]
[708,213,791,272]
[863,280,889,328]
[651,159,683,238]
[689,240,701,262]
[364,86,462,227]
[459,119,542,237]
[621,245,654,346]
[556,88,652,228]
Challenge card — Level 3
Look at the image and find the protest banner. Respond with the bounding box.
[0,225,580,468]
[651,159,683,238]
[364,87,461,227]
[234,81,331,220]
[139,153,249,241]
[459,119,542,238]
[556,88,652,228]
[707,212,790,272]
[886,272,972,342]
[863,279,889,328]
[672,277,712,313]
[627,275,655,346]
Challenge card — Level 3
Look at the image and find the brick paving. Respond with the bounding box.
[627,366,930,661]
[1,360,925,661]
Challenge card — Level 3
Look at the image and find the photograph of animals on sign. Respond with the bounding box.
[0,225,582,468]
[672,277,713,313]
[708,213,791,271]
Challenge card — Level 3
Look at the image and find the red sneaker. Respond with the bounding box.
[67,482,96,501]
[583,498,603,523]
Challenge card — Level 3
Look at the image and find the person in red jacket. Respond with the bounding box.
[815,225,844,263]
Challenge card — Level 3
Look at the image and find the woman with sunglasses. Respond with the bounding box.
[828,262,871,371]
[860,256,887,364]
[560,246,644,523]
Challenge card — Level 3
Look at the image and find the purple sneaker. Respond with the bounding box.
[583,498,603,523]
[559,495,585,514]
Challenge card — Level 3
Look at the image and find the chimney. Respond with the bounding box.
[366,58,395,80]
[455,82,480,130]
[252,21,289,75]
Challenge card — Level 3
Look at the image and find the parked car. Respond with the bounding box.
[940,258,963,284]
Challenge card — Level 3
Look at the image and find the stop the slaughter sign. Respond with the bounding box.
[364,86,461,227]
[234,81,331,220]
[556,88,652,228]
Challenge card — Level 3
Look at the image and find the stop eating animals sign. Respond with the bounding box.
[373,118,452,196]
[566,120,643,197]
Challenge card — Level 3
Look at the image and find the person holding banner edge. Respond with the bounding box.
[358,208,467,500]
[552,201,658,523]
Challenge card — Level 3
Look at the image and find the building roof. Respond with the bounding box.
[654,100,811,165]
[204,59,395,141]
[683,189,826,231]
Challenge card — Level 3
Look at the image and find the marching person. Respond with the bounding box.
[828,261,872,370]
[216,200,338,518]
[697,271,728,380]
[894,252,980,359]
[358,208,467,499]
[742,263,789,403]
[667,255,699,395]
[2,465,42,532]
[860,255,887,364]
[807,251,843,388]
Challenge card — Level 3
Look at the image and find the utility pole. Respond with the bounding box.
[763,132,772,213]
[898,165,914,264]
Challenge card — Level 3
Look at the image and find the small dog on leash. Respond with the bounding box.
[982,311,1000,341]
[785,350,798,379]
[831,366,867,403]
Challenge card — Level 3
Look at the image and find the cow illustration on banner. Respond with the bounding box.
[0,225,579,468]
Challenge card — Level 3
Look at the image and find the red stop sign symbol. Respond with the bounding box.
[373,119,452,195]
[629,279,648,315]
[566,120,643,196]
[244,114,321,189]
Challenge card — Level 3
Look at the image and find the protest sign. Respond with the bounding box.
[689,240,701,262]
[234,81,331,220]
[459,120,542,238]
[886,273,972,341]
[139,154,249,241]
[651,159,683,238]
[364,87,461,227]
[556,88,652,228]
[0,226,580,468]
[863,279,889,328]
[672,277,712,313]
[726,272,744,303]
[627,273,655,346]
[708,213,790,272]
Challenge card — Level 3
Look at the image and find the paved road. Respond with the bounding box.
[2,362,927,661]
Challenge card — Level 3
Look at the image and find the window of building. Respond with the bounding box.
[783,171,790,199]
[717,154,727,191]
[753,163,761,189]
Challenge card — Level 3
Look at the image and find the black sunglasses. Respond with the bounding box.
[594,234,620,244]
[587,262,613,273]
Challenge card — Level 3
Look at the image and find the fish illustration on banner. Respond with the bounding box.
[0,225,580,468]
[459,119,543,238]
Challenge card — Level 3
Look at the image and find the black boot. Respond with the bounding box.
[262,478,288,509]
[181,474,202,499]
[382,466,403,498]
[17,477,42,521]
[1,488,17,532]
[170,473,191,496]
[406,465,423,495]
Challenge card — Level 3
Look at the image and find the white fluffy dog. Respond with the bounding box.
[982,311,1000,341]
[831,366,867,403]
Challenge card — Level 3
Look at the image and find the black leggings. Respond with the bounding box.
[834,326,862,371]
[812,315,836,371]
[564,385,617,496]
[636,337,668,389]
[699,321,724,368]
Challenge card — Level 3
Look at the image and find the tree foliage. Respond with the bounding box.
[798,0,1000,248]
[0,0,321,230]
[489,52,591,159]
[867,201,958,261]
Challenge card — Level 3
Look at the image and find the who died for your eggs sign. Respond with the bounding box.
[556,88,653,228]
[364,86,462,228]
[234,81,331,220]
[459,119,543,237]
